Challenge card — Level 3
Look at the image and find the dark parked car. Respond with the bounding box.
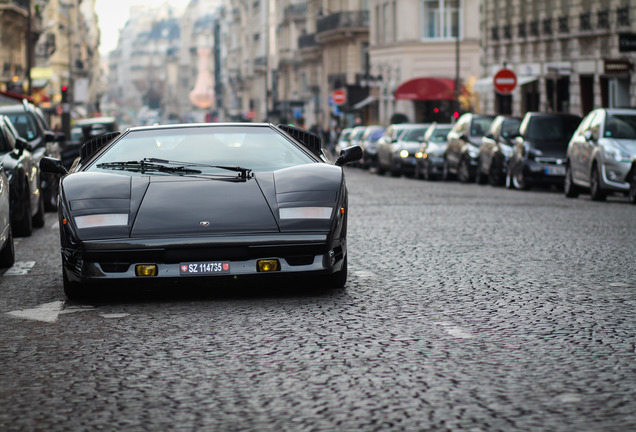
[414,123,452,180]
[0,115,44,236]
[506,112,582,190]
[565,108,636,202]
[444,113,495,182]
[40,123,362,299]
[476,115,521,185]
[62,116,119,169]
[359,125,385,169]
[0,164,14,268]
[392,124,432,177]
[376,124,423,176]
[0,101,64,211]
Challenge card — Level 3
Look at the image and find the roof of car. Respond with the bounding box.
[126,122,274,132]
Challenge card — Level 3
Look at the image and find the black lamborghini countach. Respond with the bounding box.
[41,123,362,299]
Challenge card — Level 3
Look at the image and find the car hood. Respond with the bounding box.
[61,165,343,240]
[527,139,569,157]
[601,138,636,156]
[398,141,423,152]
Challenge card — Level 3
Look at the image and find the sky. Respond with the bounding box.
[95,0,184,56]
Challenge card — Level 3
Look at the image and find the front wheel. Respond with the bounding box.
[590,165,607,201]
[321,257,348,289]
[628,168,636,204]
[13,188,33,237]
[564,164,580,198]
[63,268,86,300]
[457,158,472,183]
[0,228,15,268]
[512,165,529,190]
[32,194,45,228]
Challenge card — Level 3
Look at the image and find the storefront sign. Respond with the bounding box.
[604,59,633,75]
[619,34,636,52]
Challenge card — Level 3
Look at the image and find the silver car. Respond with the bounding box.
[565,108,636,202]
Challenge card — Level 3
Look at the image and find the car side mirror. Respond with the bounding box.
[44,131,55,142]
[15,137,28,156]
[335,145,363,166]
[54,132,66,142]
[40,156,68,175]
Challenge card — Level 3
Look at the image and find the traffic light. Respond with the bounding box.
[61,85,68,103]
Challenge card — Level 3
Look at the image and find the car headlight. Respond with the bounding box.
[279,207,332,220]
[74,213,128,229]
[400,150,409,158]
[603,145,631,162]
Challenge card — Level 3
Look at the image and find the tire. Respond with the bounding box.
[564,164,580,198]
[629,169,636,204]
[0,228,15,268]
[32,194,45,228]
[475,163,487,185]
[42,173,58,212]
[457,158,472,183]
[414,161,423,180]
[423,160,435,181]
[63,268,85,300]
[322,256,347,289]
[13,188,33,237]
[512,165,529,190]
[442,158,454,181]
[590,165,607,201]
[489,160,504,186]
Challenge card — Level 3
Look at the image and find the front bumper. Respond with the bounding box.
[600,161,631,192]
[523,158,566,184]
[63,233,347,283]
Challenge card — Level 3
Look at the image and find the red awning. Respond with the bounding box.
[393,77,457,101]
[0,90,34,103]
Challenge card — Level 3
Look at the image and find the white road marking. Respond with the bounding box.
[100,313,130,319]
[353,270,376,278]
[435,321,475,339]
[609,282,630,287]
[2,261,36,276]
[50,221,59,230]
[6,301,64,323]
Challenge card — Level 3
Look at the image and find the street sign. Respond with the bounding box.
[493,68,517,95]
[331,89,347,105]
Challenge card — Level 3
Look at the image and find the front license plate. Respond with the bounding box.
[544,165,565,175]
[180,262,230,275]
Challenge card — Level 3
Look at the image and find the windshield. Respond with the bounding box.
[501,119,521,139]
[401,127,428,141]
[87,126,317,175]
[6,113,41,141]
[470,117,493,138]
[430,126,451,142]
[527,116,580,142]
[604,115,636,139]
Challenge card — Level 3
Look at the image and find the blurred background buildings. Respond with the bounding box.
[1,0,634,130]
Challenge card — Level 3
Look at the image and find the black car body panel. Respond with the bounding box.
[43,123,359,296]
[507,112,582,189]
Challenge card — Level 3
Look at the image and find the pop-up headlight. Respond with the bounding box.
[74,213,128,229]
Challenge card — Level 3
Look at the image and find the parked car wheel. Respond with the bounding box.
[13,188,33,237]
[489,160,505,186]
[442,158,454,181]
[457,158,472,183]
[475,162,487,185]
[320,256,348,289]
[629,169,636,204]
[32,194,45,228]
[589,165,607,201]
[0,228,15,268]
[564,164,580,198]
[512,166,529,190]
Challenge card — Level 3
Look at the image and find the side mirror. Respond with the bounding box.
[40,156,68,175]
[54,132,66,143]
[15,137,28,156]
[44,131,55,142]
[335,145,363,166]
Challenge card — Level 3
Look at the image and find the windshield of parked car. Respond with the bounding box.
[527,116,580,144]
[430,126,451,142]
[470,117,493,138]
[604,115,636,140]
[87,126,317,175]
[401,127,428,141]
[5,113,41,141]
[501,119,521,139]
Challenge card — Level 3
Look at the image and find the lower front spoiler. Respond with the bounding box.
[63,249,346,285]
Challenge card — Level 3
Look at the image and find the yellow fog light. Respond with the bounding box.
[257,259,280,272]
[135,264,158,277]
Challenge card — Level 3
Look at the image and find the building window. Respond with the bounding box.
[421,0,461,40]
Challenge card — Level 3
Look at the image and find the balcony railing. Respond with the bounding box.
[298,33,317,49]
[317,10,369,34]
[284,3,306,20]
[254,56,266,67]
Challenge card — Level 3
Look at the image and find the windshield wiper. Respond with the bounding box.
[96,160,202,174]
[144,158,253,179]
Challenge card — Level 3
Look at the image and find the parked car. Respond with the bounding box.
[506,112,582,190]
[376,123,421,176]
[62,116,119,169]
[347,125,368,167]
[476,115,522,185]
[564,108,636,201]
[414,123,452,180]
[0,164,14,268]
[392,124,431,177]
[334,127,353,156]
[444,113,495,182]
[0,100,64,211]
[40,123,362,299]
[359,125,385,169]
[0,115,44,236]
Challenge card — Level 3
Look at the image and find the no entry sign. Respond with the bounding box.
[493,68,517,95]
[331,89,347,105]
